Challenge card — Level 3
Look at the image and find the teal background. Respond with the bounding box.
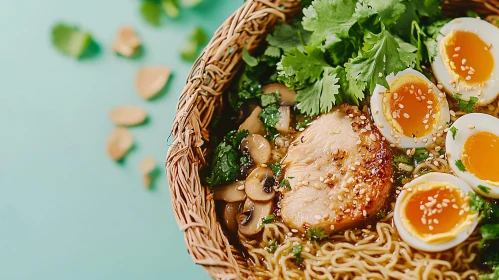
[0,0,241,279]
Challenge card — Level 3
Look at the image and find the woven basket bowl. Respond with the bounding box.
[166,0,499,279]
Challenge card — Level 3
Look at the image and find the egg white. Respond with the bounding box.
[371,68,450,148]
[432,17,499,105]
[394,172,478,252]
[446,113,499,198]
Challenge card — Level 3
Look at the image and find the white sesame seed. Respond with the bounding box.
[378,72,383,77]
[237,185,245,190]
[363,210,367,217]
[459,210,464,215]
[468,125,475,129]
[455,47,461,51]
[429,225,434,230]
[453,54,459,57]
[466,76,471,81]
[403,113,410,118]
[462,59,467,64]
[314,215,322,220]
[421,217,427,224]
[437,84,443,89]
[287,232,293,236]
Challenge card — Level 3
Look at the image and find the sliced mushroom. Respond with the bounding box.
[213,181,246,202]
[238,198,273,236]
[275,106,291,134]
[224,202,242,232]
[263,83,297,106]
[241,134,271,165]
[245,167,275,201]
[239,106,265,135]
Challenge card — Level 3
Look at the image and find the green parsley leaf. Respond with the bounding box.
[51,23,92,58]
[162,0,180,19]
[269,163,283,177]
[262,214,275,224]
[302,0,357,46]
[345,29,413,93]
[291,244,304,262]
[280,178,292,190]
[450,126,458,140]
[266,239,278,253]
[306,227,329,241]
[140,1,162,26]
[181,27,207,61]
[242,48,259,67]
[206,143,239,188]
[455,159,466,172]
[453,93,478,113]
[296,67,341,115]
[260,91,280,107]
[479,185,492,194]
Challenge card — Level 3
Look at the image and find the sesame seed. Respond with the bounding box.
[378,72,383,77]
[453,54,459,57]
[369,134,377,141]
[393,93,398,99]
[459,210,464,215]
[421,217,427,224]
[461,66,466,71]
[403,113,410,118]
[433,219,439,224]
[485,46,489,51]
[466,76,471,81]
[437,84,443,89]
[398,103,404,109]
[314,215,322,220]
[468,125,475,129]
[363,210,367,217]
[237,185,245,190]
[429,225,434,230]
[418,89,422,95]
[462,59,467,64]
[455,47,461,51]
[450,110,456,116]
[360,115,367,120]
[287,232,293,236]
[423,138,428,143]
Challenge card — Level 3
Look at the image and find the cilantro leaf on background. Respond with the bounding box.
[392,0,444,38]
[162,0,180,19]
[278,46,330,89]
[306,227,329,241]
[453,93,478,113]
[242,48,259,67]
[331,66,365,105]
[266,21,311,53]
[296,67,340,115]
[51,23,93,58]
[140,1,162,26]
[181,26,207,61]
[302,0,357,45]
[345,29,412,93]
[450,126,458,140]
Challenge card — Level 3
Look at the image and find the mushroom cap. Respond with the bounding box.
[223,201,242,232]
[245,167,275,202]
[237,198,273,236]
[262,83,296,106]
[239,106,265,135]
[213,181,246,202]
[241,134,271,165]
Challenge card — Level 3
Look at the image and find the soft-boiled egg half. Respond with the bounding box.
[371,68,450,148]
[432,17,499,105]
[394,172,478,252]
[446,113,499,198]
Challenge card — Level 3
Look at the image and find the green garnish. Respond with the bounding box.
[280,179,291,190]
[162,0,180,19]
[450,126,458,140]
[181,27,207,61]
[306,227,329,242]
[51,23,93,58]
[269,163,283,177]
[453,93,478,113]
[262,214,275,224]
[479,185,491,194]
[140,1,162,26]
[413,148,429,164]
[260,91,280,107]
[291,244,304,262]
[259,104,281,139]
[266,239,278,253]
[242,48,259,67]
[379,209,386,218]
[455,159,466,172]
[180,0,203,8]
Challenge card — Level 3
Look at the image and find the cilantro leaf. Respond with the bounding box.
[262,214,275,224]
[266,239,278,253]
[51,23,93,58]
[455,159,466,172]
[259,104,280,139]
[306,227,329,241]
[278,46,330,89]
[379,209,386,218]
[181,27,207,61]
[267,21,311,52]
[345,29,413,93]
[140,1,162,26]
[242,48,258,67]
[280,178,292,190]
[296,67,340,115]
[264,46,281,58]
[291,244,304,262]
[423,19,451,61]
[453,93,478,113]
[269,163,283,177]
[330,66,365,105]
[479,185,492,194]
[481,224,499,241]
[302,0,358,45]
[261,91,280,107]
[364,0,406,27]
[392,0,444,38]
[450,126,458,140]
[414,148,429,163]
[206,143,239,187]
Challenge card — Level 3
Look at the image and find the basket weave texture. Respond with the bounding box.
[166,0,499,279]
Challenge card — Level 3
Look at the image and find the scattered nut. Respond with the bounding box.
[140,157,156,188]
[109,105,147,126]
[107,127,133,161]
[111,26,141,57]
[135,66,171,100]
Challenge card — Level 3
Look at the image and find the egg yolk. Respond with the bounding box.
[462,131,499,183]
[388,75,439,137]
[444,30,494,85]
[405,185,468,236]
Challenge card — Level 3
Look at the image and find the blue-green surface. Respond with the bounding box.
[0,1,241,279]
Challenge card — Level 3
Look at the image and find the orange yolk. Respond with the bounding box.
[463,131,499,182]
[389,77,438,137]
[444,30,494,84]
[405,186,467,236]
